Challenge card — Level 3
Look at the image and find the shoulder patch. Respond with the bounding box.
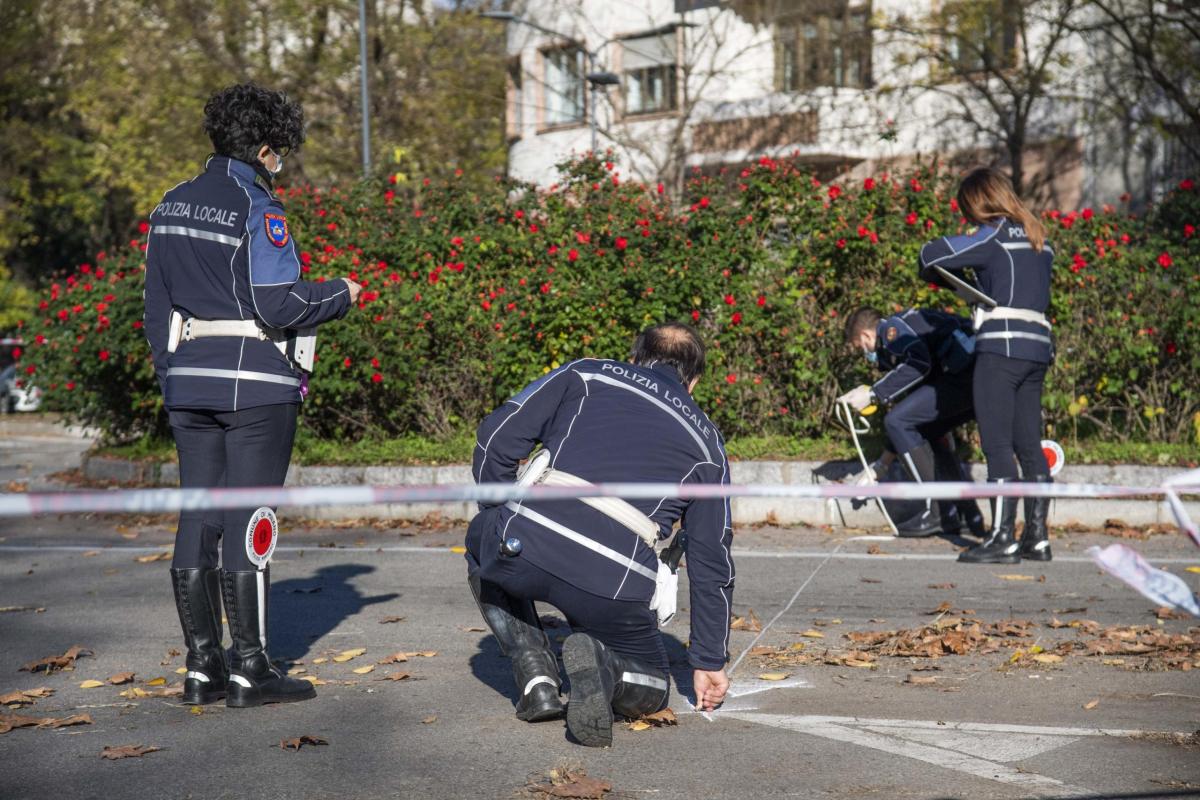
[886,326,898,342]
[264,213,289,248]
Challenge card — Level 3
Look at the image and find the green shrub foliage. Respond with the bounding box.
[17,157,1200,446]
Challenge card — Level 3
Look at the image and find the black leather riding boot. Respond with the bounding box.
[1020,475,1053,561]
[958,479,1021,564]
[171,568,228,705]
[562,632,669,748]
[468,573,563,722]
[896,443,943,537]
[220,568,316,707]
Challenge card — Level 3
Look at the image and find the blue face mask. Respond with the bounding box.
[863,347,878,365]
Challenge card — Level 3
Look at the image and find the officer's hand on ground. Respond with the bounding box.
[693,668,729,711]
[342,278,363,304]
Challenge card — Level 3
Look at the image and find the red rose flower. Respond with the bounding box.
[1157,252,1173,268]
[863,177,876,190]
[724,294,735,305]
[835,238,847,249]
[371,373,383,383]
[691,310,701,322]
[98,350,109,361]
[1185,224,1195,238]
[343,357,352,368]
[615,237,628,250]
[731,311,743,324]
[1180,178,1195,191]
[828,185,842,200]
[725,373,736,384]
[138,221,150,234]
[1081,208,1094,220]
[905,212,919,225]
[756,295,766,307]
[568,248,579,262]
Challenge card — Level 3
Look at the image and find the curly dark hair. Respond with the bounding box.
[202,83,305,165]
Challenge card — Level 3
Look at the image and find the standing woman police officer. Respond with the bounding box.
[918,168,1054,564]
[143,84,361,706]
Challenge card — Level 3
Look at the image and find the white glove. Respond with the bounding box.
[838,384,873,412]
[649,560,678,626]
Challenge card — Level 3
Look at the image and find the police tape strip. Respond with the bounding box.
[1,479,1197,519]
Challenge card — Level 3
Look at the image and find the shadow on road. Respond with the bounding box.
[270,563,398,661]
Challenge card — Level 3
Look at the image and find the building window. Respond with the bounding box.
[775,5,872,91]
[622,32,679,115]
[506,56,523,141]
[945,1,1018,73]
[542,46,586,127]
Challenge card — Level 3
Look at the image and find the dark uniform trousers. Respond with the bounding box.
[169,403,297,572]
[973,354,1048,480]
[465,508,670,677]
[883,368,975,456]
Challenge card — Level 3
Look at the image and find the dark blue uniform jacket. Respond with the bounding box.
[871,308,975,406]
[473,359,735,670]
[918,217,1053,363]
[144,156,351,411]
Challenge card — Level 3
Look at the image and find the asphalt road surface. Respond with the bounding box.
[1,427,1198,799]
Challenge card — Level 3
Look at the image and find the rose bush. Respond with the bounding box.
[17,155,1199,447]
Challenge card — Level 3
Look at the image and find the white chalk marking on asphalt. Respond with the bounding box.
[724,713,1126,796]
[1,543,1195,566]
[726,676,812,698]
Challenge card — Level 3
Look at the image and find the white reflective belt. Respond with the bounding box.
[182,318,267,342]
[621,671,668,690]
[539,469,659,548]
[976,331,1053,345]
[503,502,657,582]
[974,307,1051,328]
[153,225,242,247]
[166,367,301,387]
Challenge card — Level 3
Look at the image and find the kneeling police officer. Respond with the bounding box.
[465,323,734,747]
[840,307,986,538]
[144,84,361,707]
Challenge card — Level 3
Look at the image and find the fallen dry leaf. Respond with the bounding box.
[1155,606,1189,621]
[377,672,412,682]
[21,645,93,674]
[528,767,613,799]
[462,626,486,633]
[82,551,100,558]
[1083,699,1099,710]
[378,616,406,624]
[0,714,47,734]
[41,714,92,729]
[145,677,166,687]
[927,583,957,590]
[758,672,790,681]
[79,680,105,689]
[378,652,408,665]
[905,674,938,686]
[300,676,327,686]
[640,708,678,727]
[421,715,437,724]
[799,629,825,639]
[133,552,172,564]
[860,577,881,584]
[280,734,328,751]
[0,606,46,614]
[730,609,762,633]
[101,744,161,760]
[352,665,375,675]
[1185,567,1200,575]
[0,687,54,706]
[312,657,328,665]
[107,672,135,685]
[996,574,1036,581]
[332,648,366,663]
[627,720,650,731]
[866,544,883,555]
[1031,654,1063,665]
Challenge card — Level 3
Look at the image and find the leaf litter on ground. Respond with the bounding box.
[280,734,328,752]
[101,744,161,760]
[524,764,612,799]
[20,645,93,674]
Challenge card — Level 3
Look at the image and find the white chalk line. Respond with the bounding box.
[0,543,1196,565]
[723,712,1191,797]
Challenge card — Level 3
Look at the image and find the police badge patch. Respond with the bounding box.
[264,213,289,247]
[886,326,898,342]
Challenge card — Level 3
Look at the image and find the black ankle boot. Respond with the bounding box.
[468,573,563,722]
[562,632,668,748]
[171,568,228,705]
[1020,475,1053,561]
[220,569,316,708]
[896,443,942,537]
[958,479,1021,564]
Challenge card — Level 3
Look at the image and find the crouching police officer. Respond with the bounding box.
[840,307,986,538]
[465,323,734,747]
[143,83,361,707]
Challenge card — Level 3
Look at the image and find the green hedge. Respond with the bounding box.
[18,156,1200,447]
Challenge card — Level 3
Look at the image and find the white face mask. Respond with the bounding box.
[265,148,283,176]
